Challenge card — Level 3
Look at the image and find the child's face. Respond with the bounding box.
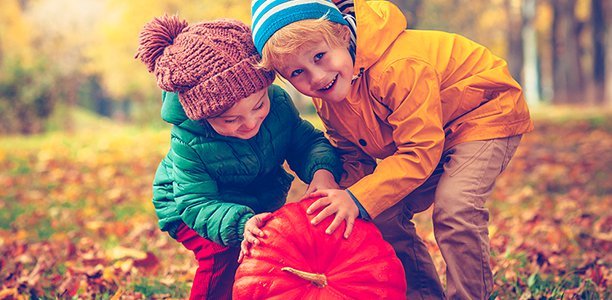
[207,88,270,139]
[277,40,353,103]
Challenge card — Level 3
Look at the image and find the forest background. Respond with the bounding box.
[0,0,610,298]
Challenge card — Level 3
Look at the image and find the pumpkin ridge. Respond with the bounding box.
[275,205,327,269]
[241,252,305,273]
[253,219,317,269]
[323,235,379,274]
[233,269,306,298]
[326,251,397,276]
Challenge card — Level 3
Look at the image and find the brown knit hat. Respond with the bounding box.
[135,15,275,120]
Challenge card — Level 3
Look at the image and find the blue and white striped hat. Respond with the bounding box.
[251,0,348,54]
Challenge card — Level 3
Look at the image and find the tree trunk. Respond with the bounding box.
[605,0,612,107]
[606,34,612,108]
[589,0,605,104]
[522,0,541,104]
[506,0,524,81]
[392,0,422,28]
[552,0,585,103]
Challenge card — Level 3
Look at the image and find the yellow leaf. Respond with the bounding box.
[103,266,117,283]
[110,287,124,300]
[107,246,147,260]
[489,224,498,237]
[15,229,28,241]
[118,260,134,273]
[0,288,18,299]
[85,221,104,232]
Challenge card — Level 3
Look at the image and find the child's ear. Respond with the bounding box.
[340,25,351,45]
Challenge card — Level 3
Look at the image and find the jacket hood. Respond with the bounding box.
[160,91,215,136]
[352,0,406,76]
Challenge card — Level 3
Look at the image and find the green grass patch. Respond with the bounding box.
[112,203,145,221]
[0,195,23,229]
[129,277,189,298]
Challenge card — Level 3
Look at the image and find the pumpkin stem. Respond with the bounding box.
[281,267,328,288]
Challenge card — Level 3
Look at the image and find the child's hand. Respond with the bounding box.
[306,189,359,239]
[238,212,272,263]
[301,169,339,199]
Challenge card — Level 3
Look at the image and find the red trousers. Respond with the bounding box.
[174,223,240,300]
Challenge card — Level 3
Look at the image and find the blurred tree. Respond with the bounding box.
[79,75,114,118]
[535,1,555,101]
[506,0,524,81]
[0,58,55,134]
[85,0,251,121]
[521,0,541,104]
[392,0,423,27]
[590,0,607,104]
[605,0,612,107]
[4,0,612,132]
[0,0,57,134]
[0,0,32,62]
[24,0,105,129]
[591,0,604,86]
[418,0,508,60]
[551,0,584,103]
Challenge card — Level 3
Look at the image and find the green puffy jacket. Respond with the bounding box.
[152,85,342,247]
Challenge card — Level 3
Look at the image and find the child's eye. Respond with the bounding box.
[253,102,264,110]
[290,69,303,77]
[224,118,237,124]
[314,53,324,61]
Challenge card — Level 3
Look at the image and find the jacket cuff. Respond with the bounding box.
[165,220,183,239]
[346,189,371,220]
[307,163,343,184]
[232,212,255,247]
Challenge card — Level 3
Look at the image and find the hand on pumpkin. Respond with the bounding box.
[302,169,339,198]
[306,189,359,239]
[238,212,272,263]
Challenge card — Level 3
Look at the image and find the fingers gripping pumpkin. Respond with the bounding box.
[233,197,407,299]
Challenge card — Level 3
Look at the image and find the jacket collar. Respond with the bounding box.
[160,91,218,137]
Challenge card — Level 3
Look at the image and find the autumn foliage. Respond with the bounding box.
[0,111,610,298]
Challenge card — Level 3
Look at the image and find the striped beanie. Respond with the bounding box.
[251,0,349,54]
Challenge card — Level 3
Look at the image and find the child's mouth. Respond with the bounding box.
[319,75,338,92]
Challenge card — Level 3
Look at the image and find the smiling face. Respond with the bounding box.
[207,88,270,139]
[277,39,354,103]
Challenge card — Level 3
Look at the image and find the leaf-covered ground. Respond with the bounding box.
[0,109,610,299]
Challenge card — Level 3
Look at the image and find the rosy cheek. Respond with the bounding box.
[216,124,235,134]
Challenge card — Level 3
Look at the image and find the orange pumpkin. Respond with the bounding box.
[233,197,406,299]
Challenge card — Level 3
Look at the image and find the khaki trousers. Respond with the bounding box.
[373,135,522,300]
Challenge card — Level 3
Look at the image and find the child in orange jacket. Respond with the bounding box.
[251,0,533,298]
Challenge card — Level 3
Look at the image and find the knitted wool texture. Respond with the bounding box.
[136,15,275,120]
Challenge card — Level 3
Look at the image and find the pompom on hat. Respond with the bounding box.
[136,15,275,120]
[250,0,348,54]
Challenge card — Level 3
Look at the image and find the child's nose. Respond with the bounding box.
[311,69,327,88]
[243,117,258,130]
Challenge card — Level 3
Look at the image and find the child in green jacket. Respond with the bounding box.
[136,16,341,299]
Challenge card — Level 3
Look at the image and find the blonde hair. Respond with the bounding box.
[259,17,350,72]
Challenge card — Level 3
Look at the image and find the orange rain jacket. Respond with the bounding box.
[313,0,534,218]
